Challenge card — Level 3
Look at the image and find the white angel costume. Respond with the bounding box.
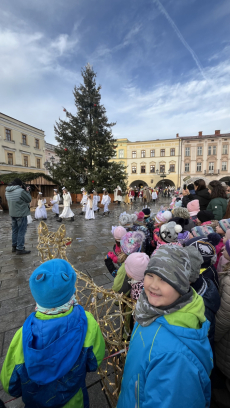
[50,194,60,214]
[101,194,111,213]
[81,193,88,212]
[35,199,47,219]
[152,191,158,201]
[114,186,123,202]
[85,197,95,220]
[59,192,74,219]
[93,194,100,211]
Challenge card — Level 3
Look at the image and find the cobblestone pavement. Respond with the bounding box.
[0,198,170,407]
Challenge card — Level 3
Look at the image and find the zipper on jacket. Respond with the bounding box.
[135,374,140,408]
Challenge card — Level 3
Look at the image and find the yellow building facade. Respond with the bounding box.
[113,136,181,188]
[0,112,46,174]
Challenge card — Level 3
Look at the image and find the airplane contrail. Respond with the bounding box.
[153,0,208,81]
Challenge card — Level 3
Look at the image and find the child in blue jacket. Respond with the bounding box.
[117,245,213,408]
[0,259,105,408]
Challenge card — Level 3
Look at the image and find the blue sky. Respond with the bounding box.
[0,0,230,143]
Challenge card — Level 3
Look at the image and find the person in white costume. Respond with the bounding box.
[93,190,100,213]
[85,194,95,220]
[152,189,158,203]
[35,192,47,220]
[57,188,74,222]
[101,189,111,215]
[50,189,60,217]
[114,185,122,205]
[80,188,88,215]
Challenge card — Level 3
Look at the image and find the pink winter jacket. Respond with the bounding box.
[214,239,224,269]
[217,254,229,273]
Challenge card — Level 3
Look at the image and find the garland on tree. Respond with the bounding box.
[0,172,60,186]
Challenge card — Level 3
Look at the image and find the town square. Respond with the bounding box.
[0,1,230,407]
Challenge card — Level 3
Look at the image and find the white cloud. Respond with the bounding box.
[0,4,229,145]
[107,57,230,140]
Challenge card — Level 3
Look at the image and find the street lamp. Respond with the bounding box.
[156,168,171,190]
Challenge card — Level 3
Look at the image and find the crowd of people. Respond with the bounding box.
[115,185,176,206]
[2,177,230,407]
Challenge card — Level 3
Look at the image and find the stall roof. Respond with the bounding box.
[0,172,60,186]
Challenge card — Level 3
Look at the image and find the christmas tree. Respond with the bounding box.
[49,64,127,193]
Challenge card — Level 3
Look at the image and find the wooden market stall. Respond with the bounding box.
[0,172,60,210]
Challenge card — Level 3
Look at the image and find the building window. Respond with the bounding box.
[160,165,165,173]
[119,149,124,158]
[170,148,175,156]
[5,129,11,141]
[132,166,137,173]
[141,150,146,158]
[35,139,40,149]
[24,156,28,167]
[185,163,189,172]
[197,163,202,172]
[222,145,228,155]
[150,150,155,157]
[7,153,13,165]
[197,146,202,155]
[22,134,27,145]
[169,164,175,172]
[222,162,227,171]
[150,165,155,173]
[208,146,212,155]
[141,165,146,173]
[37,158,41,168]
[132,151,136,159]
[160,149,165,157]
[185,147,190,156]
[213,146,216,155]
[209,162,214,171]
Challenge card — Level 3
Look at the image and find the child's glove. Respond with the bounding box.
[112,270,117,278]
[107,252,118,263]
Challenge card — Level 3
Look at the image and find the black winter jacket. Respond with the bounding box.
[192,276,220,353]
[203,278,220,352]
[189,188,211,211]
[182,191,199,208]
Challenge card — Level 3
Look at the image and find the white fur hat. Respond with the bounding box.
[160,221,182,243]
[38,192,42,195]
[62,187,66,190]
[54,189,57,192]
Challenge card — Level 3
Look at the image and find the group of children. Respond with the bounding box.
[3,192,230,407]
[34,188,112,222]
[34,188,74,222]
[103,201,230,406]
[80,188,111,219]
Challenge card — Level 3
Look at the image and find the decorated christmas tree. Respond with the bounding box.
[50,64,127,193]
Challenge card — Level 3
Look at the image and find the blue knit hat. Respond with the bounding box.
[29,259,77,308]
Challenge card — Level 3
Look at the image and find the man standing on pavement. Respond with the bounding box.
[5,178,31,255]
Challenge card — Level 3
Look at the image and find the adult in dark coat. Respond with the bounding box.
[182,183,199,208]
[190,179,211,210]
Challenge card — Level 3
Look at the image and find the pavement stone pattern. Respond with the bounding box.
[0,198,168,407]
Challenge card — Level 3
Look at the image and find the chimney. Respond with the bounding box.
[215,130,220,135]
[176,133,179,138]
[198,131,202,137]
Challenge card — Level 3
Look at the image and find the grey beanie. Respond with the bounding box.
[173,207,190,219]
[184,246,203,283]
[144,245,191,295]
[160,221,182,243]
